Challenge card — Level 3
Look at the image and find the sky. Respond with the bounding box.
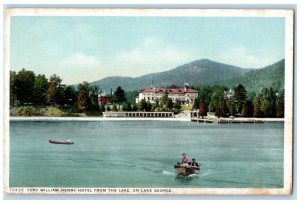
[10,16,285,84]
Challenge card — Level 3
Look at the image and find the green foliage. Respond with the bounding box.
[215,100,228,117]
[132,104,138,111]
[241,100,253,117]
[100,105,106,112]
[106,105,111,111]
[112,104,118,111]
[10,71,17,106]
[234,84,247,113]
[77,81,91,112]
[193,98,200,110]
[276,90,284,118]
[137,99,152,111]
[113,86,126,104]
[14,69,36,105]
[47,74,62,105]
[253,96,264,118]
[64,85,77,106]
[10,106,43,116]
[77,81,100,112]
[173,100,182,114]
[125,91,138,105]
[221,59,284,94]
[260,87,276,117]
[199,102,207,118]
[33,74,48,105]
[198,86,213,106]
[228,102,236,116]
[123,102,133,111]
[159,92,173,111]
[207,85,227,112]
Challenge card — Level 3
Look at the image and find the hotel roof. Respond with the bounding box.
[140,88,197,94]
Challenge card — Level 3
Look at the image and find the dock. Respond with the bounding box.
[191,117,264,124]
[103,111,174,118]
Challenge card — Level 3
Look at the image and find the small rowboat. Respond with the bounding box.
[174,164,200,176]
[49,139,74,145]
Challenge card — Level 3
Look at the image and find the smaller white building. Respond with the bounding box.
[136,87,198,106]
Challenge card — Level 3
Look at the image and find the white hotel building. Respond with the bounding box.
[136,87,198,106]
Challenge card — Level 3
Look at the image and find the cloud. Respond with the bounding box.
[111,38,199,77]
[217,46,275,68]
[55,53,103,84]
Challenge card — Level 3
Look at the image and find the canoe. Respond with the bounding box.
[49,139,74,145]
[174,164,199,176]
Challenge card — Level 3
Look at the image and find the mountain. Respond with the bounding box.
[91,59,252,93]
[219,59,285,93]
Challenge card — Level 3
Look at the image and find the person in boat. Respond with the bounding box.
[66,138,71,143]
[191,158,199,167]
[181,153,189,166]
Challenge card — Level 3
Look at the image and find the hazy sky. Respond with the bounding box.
[10,16,285,84]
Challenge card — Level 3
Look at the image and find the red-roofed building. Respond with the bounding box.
[136,87,198,106]
[98,96,113,106]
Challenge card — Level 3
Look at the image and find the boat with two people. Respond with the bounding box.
[174,153,200,176]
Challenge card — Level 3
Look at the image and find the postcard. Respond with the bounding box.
[4,8,294,195]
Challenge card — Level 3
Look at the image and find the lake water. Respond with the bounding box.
[9,120,284,188]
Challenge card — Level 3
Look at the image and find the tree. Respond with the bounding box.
[106,105,111,111]
[47,74,62,105]
[228,102,236,116]
[193,98,199,110]
[137,99,148,111]
[14,69,36,105]
[123,102,132,111]
[160,92,169,107]
[64,85,77,106]
[113,86,126,105]
[33,74,48,105]
[198,86,213,107]
[10,71,17,106]
[276,90,284,118]
[132,104,138,111]
[199,102,207,118]
[166,98,174,111]
[260,87,276,117]
[241,100,253,117]
[77,82,101,112]
[173,100,181,114]
[160,92,173,111]
[208,86,226,112]
[253,95,264,118]
[77,81,91,112]
[233,84,247,114]
[219,100,228,117]
[125,91,138,105]
[89,85,101,110]
[100,105,106,112]
[112,104,118,111]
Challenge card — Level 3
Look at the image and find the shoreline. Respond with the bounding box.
[9,116,191,122]
[9,116,284,122]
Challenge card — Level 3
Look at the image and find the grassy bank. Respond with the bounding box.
[10,106,82,117]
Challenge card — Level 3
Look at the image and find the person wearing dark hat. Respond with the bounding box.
[191,158,199,167]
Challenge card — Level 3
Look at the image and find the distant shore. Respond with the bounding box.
[9,116,284,122]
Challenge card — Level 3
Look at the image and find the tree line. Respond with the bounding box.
[10,69,284,118]
[10,69,98,114]
[194,84,284,118]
